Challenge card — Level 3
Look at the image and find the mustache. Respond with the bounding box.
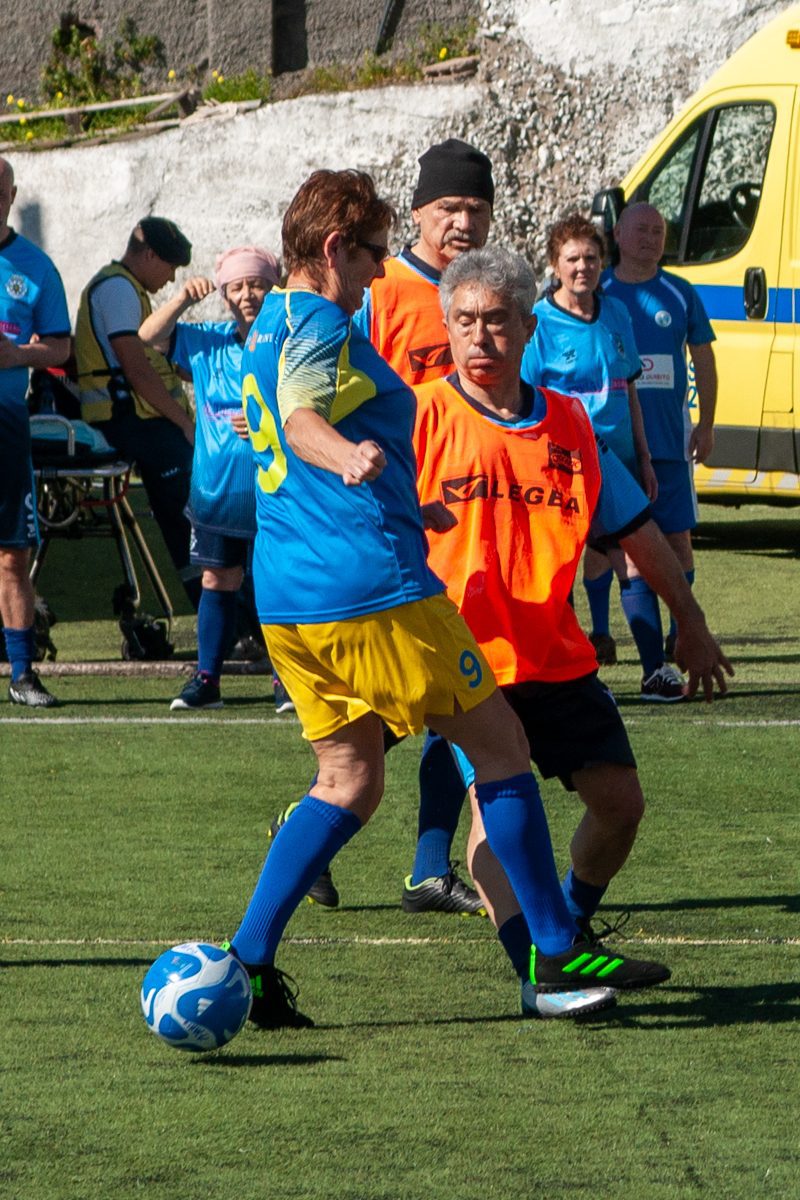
[443,232,480,246]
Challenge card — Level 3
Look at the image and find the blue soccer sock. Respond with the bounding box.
[197,587,238,682]
[411,731,467,884]
[498,912,534,981]
[584,568,613,636]
[561,867,608,925]
[475,773,576,957]
[232,794,361,966]
[667,569,695,644]
[619,575,664,677]
[3,626,34,682]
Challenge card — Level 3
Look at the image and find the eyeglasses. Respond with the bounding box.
[356,239,391,265]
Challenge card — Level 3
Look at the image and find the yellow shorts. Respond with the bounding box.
[263,592,496,742]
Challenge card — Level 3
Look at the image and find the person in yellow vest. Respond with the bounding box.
[75,217,201,608]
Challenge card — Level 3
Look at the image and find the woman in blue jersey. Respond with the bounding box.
[521,215,684,699]
[139,246,285,710]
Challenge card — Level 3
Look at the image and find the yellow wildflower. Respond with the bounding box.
[438,47,448,60]
[168,69,176,81]
[6,94,14,105]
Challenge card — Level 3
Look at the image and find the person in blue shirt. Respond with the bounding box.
[139,245,283,710]
[0,157,70,708]
[602,202,717,670]
[522,213,690,702]
[219,169,675,1030]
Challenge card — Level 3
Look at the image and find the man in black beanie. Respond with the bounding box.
[343,138,494,917]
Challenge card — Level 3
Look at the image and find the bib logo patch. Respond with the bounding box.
[655,309,672,328]
[6,274,28,300]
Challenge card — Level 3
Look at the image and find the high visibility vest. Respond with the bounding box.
[75,261,191,423]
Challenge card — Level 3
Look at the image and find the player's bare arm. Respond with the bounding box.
[0,332,69,371]
[688,341,718,464]
[285,407,386,485]
[420,500,458,532]
[139,277,216,351]
[112,334,195,445]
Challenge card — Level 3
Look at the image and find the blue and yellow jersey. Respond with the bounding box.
[601,267,715,462]
[522,292,642,471]
[241,287,444,624]
[170,320,256,538]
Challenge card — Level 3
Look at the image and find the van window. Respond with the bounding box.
[635,102,775,265]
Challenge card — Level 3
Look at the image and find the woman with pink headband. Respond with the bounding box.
[139,245,292,713]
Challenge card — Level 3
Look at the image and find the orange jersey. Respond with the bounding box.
[414,379,602,685]
[365,252,452,385]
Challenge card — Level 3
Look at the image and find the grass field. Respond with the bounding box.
[1,498,799,1199]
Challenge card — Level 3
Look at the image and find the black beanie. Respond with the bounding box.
[138,216,192,266]
[411,138,495,210]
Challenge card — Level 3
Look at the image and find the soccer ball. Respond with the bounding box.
[141,942,252,1052]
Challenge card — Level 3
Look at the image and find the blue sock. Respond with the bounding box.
[667,569,695,643]
[3,626,34,682]
[411,731,466,884]
[475,773,576,956]
[233,794,361,965]
[562,867,608,925]
[619,575,664,677]
[584,569,613,636]
[498,912,533,980]
[197,588,238,681]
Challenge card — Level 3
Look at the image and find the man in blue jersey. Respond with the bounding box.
[602,202,717,666]
[0,157,70,707]
[138,245,284,711]
[219,168,675,1029]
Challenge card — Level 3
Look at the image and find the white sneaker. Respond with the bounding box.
[641,663,686,703]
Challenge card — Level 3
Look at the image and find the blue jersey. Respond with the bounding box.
[241,287,444,624]
[171,320,256,538]
[601,267,715,462]
[522,292,641,470]
[0,230,70,409]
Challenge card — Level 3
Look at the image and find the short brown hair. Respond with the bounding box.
[546,213,605,266]
[282,169,397,278]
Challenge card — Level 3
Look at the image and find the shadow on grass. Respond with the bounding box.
[614,685,800,709]
[608,981,800,1028]
[694,518,800,557]
[199,1053,345,1067]
[619,893,800,915]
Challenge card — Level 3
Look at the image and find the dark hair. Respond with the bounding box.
[282,170,397,278]
[546,214,605,266]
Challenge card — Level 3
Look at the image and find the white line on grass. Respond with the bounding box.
[3,935,798,949]
[2,715,800,728]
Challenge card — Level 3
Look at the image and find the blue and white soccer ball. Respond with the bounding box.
[141,942,252,1052]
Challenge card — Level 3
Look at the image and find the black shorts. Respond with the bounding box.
[502,672,636,791]
[0,405,38,548]
[189,524,251,570]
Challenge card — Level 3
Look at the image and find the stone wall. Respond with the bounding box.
[0,0,479,102]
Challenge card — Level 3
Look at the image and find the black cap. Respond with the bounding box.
[138,216,192,266]
[411,138,494,210]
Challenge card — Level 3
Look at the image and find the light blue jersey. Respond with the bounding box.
[601,267,715,462]
[242,287,443,624]
[0,231,69,409]
[171,320,256,538]
[522,292,642,471]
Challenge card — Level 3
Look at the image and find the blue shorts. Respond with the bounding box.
[0,405,39,548]
[649,459,697,535]
[453,672,636,791]
[189,524,251,570]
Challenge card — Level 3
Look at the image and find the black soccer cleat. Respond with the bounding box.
[531,935,671,991]
[221,943,314,1029]
[401,863,487,917]
[268,806,339,908]
[8,670,58,708]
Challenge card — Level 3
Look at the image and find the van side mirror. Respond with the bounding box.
[591,187,626,237]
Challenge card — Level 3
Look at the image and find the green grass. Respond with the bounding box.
[1,502,799,1199]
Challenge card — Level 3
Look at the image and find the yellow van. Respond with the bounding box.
[592,4,800,503]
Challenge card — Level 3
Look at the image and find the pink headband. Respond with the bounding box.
[214,245,280,296]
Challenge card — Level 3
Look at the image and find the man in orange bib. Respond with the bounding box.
[414,246,732,993]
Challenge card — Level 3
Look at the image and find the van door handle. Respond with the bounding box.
[744,267,767,319]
